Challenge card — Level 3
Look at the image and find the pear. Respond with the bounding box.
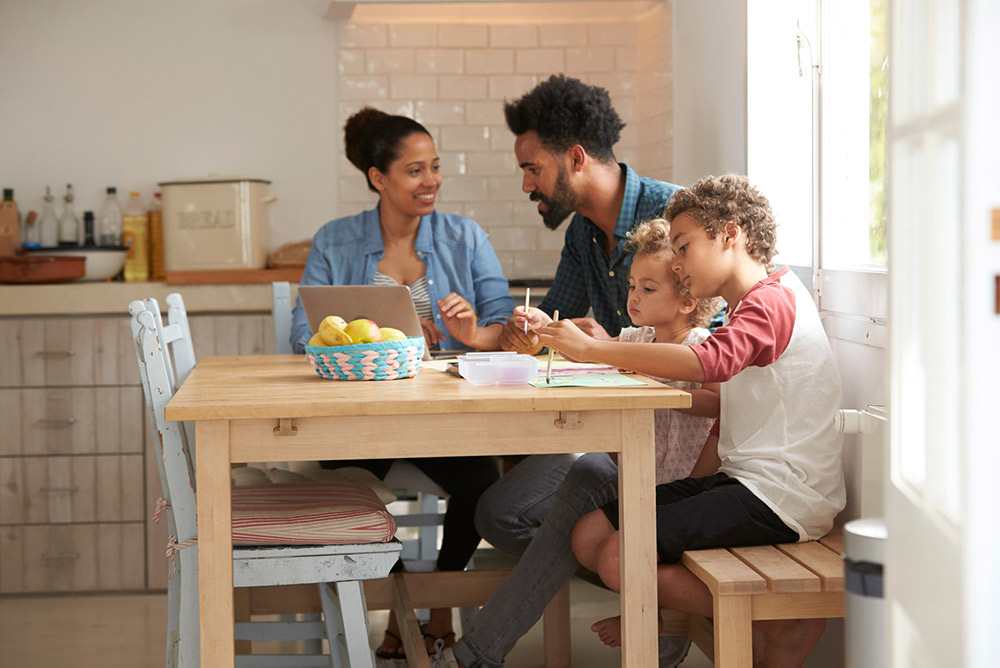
[307,332,326,347]
[319,316,352,346]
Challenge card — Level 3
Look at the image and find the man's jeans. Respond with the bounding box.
[453,453,691,667]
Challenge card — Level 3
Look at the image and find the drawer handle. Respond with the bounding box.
[36,418,77,427]
[41,486,79,493]
[35,350,76,357]
[42,552,80,561]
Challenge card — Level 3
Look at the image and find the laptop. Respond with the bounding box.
[298,285,431,360]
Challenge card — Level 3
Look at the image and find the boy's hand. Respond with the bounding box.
[536,319,597,362]
[567,317,611,341]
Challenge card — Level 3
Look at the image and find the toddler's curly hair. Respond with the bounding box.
[627,218,722,330]
[664,174,778,271]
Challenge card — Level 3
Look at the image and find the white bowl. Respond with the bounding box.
[26,246,128,281]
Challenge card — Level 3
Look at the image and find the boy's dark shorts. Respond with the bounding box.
[601,472,799,564]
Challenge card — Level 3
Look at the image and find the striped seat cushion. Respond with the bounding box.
[231,481,397,545]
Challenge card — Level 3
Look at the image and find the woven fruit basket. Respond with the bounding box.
[305,337,425,381]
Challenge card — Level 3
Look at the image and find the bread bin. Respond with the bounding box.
[159,177,275,271]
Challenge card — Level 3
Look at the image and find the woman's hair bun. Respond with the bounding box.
[344,107,389,171]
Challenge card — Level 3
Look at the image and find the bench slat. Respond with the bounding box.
[681,548,767,596]
[729,545,821,594]
[776,541,845,592]
[819,531,845,556]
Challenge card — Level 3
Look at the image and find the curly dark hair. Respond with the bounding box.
[664,174,778,270]
[503,74,624,162]
[626,218,723,329]
[344,107,432,193]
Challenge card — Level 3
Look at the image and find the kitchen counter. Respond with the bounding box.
[0,282,280,316]
[0,282,545,316]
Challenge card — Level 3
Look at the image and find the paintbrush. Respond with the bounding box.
[546,309,559,384]
[523,287,530,335]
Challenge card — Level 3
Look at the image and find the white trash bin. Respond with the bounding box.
[843,517,887,668]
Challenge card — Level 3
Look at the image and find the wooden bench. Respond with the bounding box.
[664,532,845,667]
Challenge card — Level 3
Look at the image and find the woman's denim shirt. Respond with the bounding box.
[291,206,515,353]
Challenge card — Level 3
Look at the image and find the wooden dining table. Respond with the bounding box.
[164,354,691,667]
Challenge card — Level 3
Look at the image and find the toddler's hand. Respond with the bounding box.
[536,319,596,362]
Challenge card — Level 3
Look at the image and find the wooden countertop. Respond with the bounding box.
[0,282,281,316]
[0,282,545,317]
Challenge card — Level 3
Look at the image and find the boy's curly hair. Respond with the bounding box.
[503,74,624,162]
[627,218,722,330]
[664,174,778,271]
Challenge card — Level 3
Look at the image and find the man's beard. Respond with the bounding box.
[531,164,579,230]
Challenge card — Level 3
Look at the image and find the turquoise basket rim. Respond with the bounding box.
[305,336,425,354]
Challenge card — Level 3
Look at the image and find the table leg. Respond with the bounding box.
[196,419,235,668]
[618,409,659,666]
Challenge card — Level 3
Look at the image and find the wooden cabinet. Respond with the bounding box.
[0,311,274,594]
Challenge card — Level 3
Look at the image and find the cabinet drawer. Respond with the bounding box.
[0,387,143,456]
[0,316,137,388]
[0,523,146,593]
[0,455,144,525]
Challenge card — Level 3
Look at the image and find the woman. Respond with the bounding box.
[290,107,514,661]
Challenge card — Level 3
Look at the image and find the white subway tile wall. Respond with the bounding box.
[336,8,672,280]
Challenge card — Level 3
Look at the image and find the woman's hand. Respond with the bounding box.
[420,317,445,346]
[536,318,599,363]
[438,292,479,348]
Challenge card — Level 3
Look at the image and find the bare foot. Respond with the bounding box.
[590,614,665,648]
[754,618,827,667]
[375,611,406,659]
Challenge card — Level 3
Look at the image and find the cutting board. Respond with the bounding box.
[166,267,304,285]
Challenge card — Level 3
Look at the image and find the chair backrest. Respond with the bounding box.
[272,281,293,354]
[129,302,199,545]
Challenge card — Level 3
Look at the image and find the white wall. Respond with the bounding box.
[671,0,747,186]
[0,0,340,252]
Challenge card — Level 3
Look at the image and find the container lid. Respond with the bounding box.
[158,177,272,186]
[843,517,888,564]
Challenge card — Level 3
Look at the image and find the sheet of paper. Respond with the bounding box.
[529,374,646,388]
[540,361,627,377]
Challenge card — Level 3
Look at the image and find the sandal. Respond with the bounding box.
[421,625,457,656]
[375,629,407,660]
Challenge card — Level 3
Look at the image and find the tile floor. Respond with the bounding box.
[0,573,714,667]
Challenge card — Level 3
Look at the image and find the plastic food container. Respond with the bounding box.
[457,352,538,386]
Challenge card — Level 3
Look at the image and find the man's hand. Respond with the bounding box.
[567,317,611,341]
[498,307,548,354]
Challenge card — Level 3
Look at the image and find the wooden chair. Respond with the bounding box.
[130,300,405,667]
[674,532,846,667]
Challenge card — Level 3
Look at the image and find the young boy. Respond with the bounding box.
[536,174,846,667]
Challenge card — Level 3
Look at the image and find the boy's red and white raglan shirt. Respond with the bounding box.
[691,267,845,540]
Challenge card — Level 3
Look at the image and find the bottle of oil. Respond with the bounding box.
[147,192,165,280]
[58,184,80,246]
[122,191,149,281]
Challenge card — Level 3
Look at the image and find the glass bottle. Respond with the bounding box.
[58,184,80,246]
[148,192,165,280]
[98,187,122,246]
[38,186,59,247]
[83,211,96,246]
[122,191,149,281]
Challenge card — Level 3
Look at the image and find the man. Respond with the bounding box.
[449,75,689,668]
